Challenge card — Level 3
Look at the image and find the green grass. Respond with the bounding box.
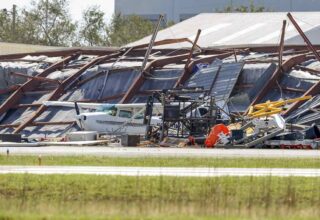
[0,175,320,219]
[0,155,320,168]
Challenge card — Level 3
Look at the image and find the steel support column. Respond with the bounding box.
[287,13,320,62]
[174,29,201,88]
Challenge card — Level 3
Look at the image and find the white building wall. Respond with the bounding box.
[115,0,320,23]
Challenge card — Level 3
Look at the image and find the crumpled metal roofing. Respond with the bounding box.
[0,55,64,89]
[184,61,244,114]
[1,48,320,137]
[286,95,320,125]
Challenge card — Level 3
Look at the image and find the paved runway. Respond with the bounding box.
[1,146,320,158]
[0,166,320,177]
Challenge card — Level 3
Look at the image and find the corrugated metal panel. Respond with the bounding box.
[248,63,277,101]
[184,62,244,113]
[62,69,140,101]
[184,64,220,99]
[140,69,182,91]
[228,63,275,113]
[211,62,244,112]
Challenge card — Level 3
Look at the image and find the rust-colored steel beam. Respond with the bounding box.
[11,72,61,84]
[0,54,79,118]
[13,52,122,133]
[287,13,320,62]
[278,20,286,68]
[174,29,201,88]
[248,54,311,108]
[13,103,42,109]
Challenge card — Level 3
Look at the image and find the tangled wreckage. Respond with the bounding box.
[0,12,320,149]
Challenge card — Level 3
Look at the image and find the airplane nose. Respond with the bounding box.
[76,115,86,121]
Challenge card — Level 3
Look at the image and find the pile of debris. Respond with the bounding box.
[0,13,319,149]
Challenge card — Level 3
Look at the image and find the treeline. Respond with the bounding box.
[0,0,158,47]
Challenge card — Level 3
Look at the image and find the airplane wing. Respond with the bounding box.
[43,101,102,109]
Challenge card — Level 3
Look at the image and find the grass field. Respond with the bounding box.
[0,155,320,168]
[1,155,319,219]
[0,174,320,219]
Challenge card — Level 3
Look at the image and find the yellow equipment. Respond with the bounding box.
[247,96,312,118]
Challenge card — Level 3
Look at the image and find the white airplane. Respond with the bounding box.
[43,101,163,135]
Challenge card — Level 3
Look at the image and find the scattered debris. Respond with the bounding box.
[0,13,319,149]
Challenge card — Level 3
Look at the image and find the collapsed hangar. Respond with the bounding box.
[0,12,319,138]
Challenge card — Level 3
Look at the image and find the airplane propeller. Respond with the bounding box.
[74,102,83,130]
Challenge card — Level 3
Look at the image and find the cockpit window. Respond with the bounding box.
[119,110,132,118]
[96,105,117,116]
[106,109,117,116]
[134,113,144,120]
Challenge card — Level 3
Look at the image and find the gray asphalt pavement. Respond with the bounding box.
[1,166,320,177]
[1,146,319,158]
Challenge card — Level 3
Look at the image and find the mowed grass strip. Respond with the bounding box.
[0,175,320,219]
[0,155,320,168]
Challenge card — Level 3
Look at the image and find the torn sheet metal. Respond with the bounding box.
[210,62,244,112]
[184,61,244,114]
[286,95,320,125]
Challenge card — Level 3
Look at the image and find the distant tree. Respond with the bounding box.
[20,0,77,46]
[220,0,266,12]
[0,3,175,47]
[0,10,14,41]
[0,5,24,43]
[105,14,154,47]
[79,6,106,46]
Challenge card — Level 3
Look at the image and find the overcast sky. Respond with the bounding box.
[0,0,115,23]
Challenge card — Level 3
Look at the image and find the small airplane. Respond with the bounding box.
[43,101,163,135]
